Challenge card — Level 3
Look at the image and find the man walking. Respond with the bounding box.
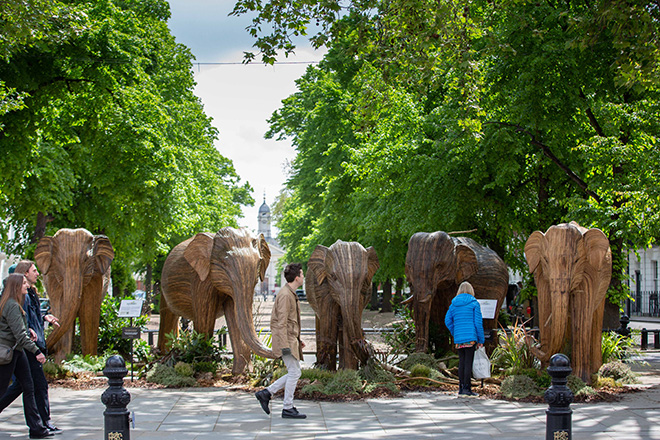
[255,263,306,419]
[0,261,62,434]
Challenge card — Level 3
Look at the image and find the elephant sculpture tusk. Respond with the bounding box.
[401,295,414,305]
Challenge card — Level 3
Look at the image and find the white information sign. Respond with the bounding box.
[118,300,144,318]
[477,299,498,320]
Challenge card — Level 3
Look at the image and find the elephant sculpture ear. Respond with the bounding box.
[184,232,215,282]
[361,246,380,292]
[454,244,478,283]
[309,245,331,284]
[582,228,611,269]
[93,236,115,274]
[35,236,54,274]
[525,231,547,274]
[256,233,271,281]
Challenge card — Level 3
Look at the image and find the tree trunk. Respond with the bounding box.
[142,263,153,315]
[370,282,379,311]
[393,277,404,305]
[32,211,52,244]
[381,279,393,313]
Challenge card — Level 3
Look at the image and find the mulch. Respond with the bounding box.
[49,374,641,404]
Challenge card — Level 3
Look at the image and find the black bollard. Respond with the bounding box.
[616,314,631,338]
[641,328,648,350]
[544,353,573,440]
[655,330,660,350]
[101,355,132,440]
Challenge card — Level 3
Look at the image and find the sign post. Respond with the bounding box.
[118,300,144,382]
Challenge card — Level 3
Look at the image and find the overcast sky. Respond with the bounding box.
[167,0,324,234]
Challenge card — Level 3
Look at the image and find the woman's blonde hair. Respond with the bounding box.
[0,274,27,317]
[457,281,475,296]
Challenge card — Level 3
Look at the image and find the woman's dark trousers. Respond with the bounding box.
[457,345,476,392]
[0,348,50,424]
[0,350,48,436]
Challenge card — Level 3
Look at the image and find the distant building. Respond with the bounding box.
[0,223,19,281]
[256,197,285,295]
[627,246,660,317]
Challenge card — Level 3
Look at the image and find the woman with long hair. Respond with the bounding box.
[445,281,484,396]
[0,274,52,438]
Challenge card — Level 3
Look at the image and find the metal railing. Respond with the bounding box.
[628,290,660,317]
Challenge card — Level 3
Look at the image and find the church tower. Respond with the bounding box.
[257,194,272,239]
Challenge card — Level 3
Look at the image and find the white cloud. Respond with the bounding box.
[168,1,324,234]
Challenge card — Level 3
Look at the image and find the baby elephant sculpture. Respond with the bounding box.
[307,240,380,370]
[525,221,612,382]
[405,231,508,353]
[35,228,114,361]
[158,227,274,374]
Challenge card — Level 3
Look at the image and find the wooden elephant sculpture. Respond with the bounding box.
[525,221,612,382]
[307,240,380,370]
[158,227,274,374]
[35,228,114,362]
[405,231,508,353]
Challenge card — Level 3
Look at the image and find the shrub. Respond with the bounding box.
[301,381,327,395]
[300,368,335,383]
[166,329,226,364]
[592,376,620,389]
[410,364,433,386]
[500,375,540,399]
[566,375,587,395]
[174,362,195,377]
[146,363,197,387]
[323,369,362,395]
[491,324,539,375]
[601,331,636,363]
[61,354,109,373]
[383,305,416,359]
[400,353,438,371]
[576,386,596,397]
[194,361,218,374]
[360,365,398,394]
[598,361,639,384]
[42,361,64,380]
[97,296,148,356]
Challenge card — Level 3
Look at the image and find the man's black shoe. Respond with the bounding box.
[29,431,55,439]
[255,389,271,415]
[282,407,306,419]
[46,421,63,434]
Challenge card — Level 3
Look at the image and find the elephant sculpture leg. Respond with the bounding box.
[157,294,180,352]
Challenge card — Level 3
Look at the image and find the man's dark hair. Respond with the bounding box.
[283,263,302,283]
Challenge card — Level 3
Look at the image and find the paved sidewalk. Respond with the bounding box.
[0,382,658,439]
[0,352,658,439]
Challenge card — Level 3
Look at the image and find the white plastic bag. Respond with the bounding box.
[472,346,491,379]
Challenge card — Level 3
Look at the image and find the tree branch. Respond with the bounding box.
[485,121,601,203]
[579,89,604,137]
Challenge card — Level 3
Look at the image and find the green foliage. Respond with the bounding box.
[400,353,438,371]
[61,354,110,373]
[193,361,218,374]
[146,363,197,387]
[597,361,639,385]
[165,329,226,364]
[300,368,335,382]
[601,331,637,364]
[174,361,195,377]
[491,326,539,375]
[323,369,362,395]
[42,361,63,380]
[383,305,416,359]
[97,296,148,356]
[566,375,588,395]
[499,375,541,399]
[0,0,253,280]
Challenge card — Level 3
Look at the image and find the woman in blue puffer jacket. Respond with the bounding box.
[445,281,484,396]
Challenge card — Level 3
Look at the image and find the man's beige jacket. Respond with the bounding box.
[270,284,303,361]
